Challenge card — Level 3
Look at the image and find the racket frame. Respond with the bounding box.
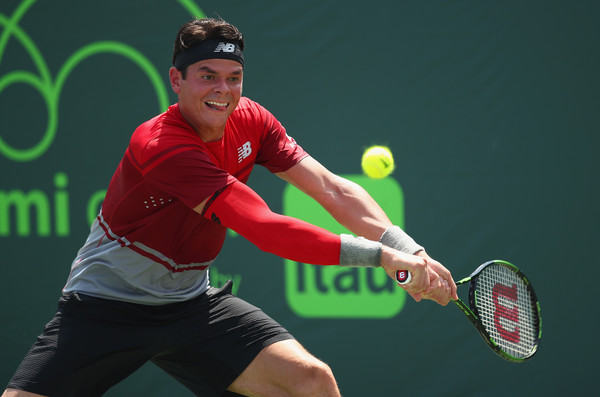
[453,260,542,362]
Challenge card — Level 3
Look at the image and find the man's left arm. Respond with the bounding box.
[277,156,393,241]
[277,156,457,304]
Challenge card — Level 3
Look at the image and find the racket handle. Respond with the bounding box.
[395,270,412,285]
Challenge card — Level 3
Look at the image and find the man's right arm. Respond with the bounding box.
[194,180,432,295]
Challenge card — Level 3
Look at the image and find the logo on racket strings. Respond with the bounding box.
[492,283,520,343]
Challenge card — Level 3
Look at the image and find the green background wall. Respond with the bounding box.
[1,0,598,395]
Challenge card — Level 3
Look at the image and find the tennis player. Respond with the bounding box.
[3,18,457,397]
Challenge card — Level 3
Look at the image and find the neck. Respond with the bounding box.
[196,128,224,143]
[177,104,226,143]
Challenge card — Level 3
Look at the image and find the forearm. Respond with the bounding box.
[277,156,422,253]
[309,174,393,241]
[312,176,424,254]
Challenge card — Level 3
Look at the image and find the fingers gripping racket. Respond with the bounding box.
[396,260,542,362]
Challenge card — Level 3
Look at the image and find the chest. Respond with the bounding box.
[203,127,258,183]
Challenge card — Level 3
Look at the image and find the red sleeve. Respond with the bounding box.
[203,180,341,265]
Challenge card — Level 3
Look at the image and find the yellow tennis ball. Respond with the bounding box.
[361,146,395,179]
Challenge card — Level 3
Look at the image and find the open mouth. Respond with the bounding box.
[205,101,229,111]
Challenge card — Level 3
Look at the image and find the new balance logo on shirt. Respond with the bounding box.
[237,141,252,163]
[214,42,236,53]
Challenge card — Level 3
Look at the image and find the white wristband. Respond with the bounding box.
[379,226,423,254]
[339,234,382,267]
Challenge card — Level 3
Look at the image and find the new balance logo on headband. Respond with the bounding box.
[174,40,244,70]
[214,42,236,53]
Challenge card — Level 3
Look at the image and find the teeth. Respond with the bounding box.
[206,101,228,107]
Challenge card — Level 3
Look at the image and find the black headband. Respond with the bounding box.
[174,39,244,70]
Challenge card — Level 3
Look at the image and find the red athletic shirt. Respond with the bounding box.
[100,97,308,268]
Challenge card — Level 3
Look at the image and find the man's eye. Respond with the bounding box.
[202,75,215,80]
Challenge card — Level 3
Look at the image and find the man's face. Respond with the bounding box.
[170,58,243,139]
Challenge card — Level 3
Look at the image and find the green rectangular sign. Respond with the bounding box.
[283,175,408,318]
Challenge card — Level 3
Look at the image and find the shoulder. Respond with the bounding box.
[231,97,274,121]
[136,104,195,136]
[235,96,262,111]
[229,97,283,138]
[130,104,204,163]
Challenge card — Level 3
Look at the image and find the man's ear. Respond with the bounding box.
[169,67,182,93]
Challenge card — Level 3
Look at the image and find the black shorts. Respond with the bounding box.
[6,280,293,397]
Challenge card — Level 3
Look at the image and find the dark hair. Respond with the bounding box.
[172,18,244,76]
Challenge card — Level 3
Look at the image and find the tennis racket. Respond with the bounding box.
[396,260,542,362]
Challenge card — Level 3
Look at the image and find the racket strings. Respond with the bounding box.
[474,264,538,359]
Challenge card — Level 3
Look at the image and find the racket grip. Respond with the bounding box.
[395,270,412,285]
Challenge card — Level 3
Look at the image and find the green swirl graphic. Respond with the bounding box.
[0,0,205,162]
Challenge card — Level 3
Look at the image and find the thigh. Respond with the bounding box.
[227,339,337,397]
[7,294,161,397]
[151,281,293,396]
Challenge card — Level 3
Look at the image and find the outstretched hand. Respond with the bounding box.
[380,247,458,306]
[408,251,458,306]
[380,246,431,296]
